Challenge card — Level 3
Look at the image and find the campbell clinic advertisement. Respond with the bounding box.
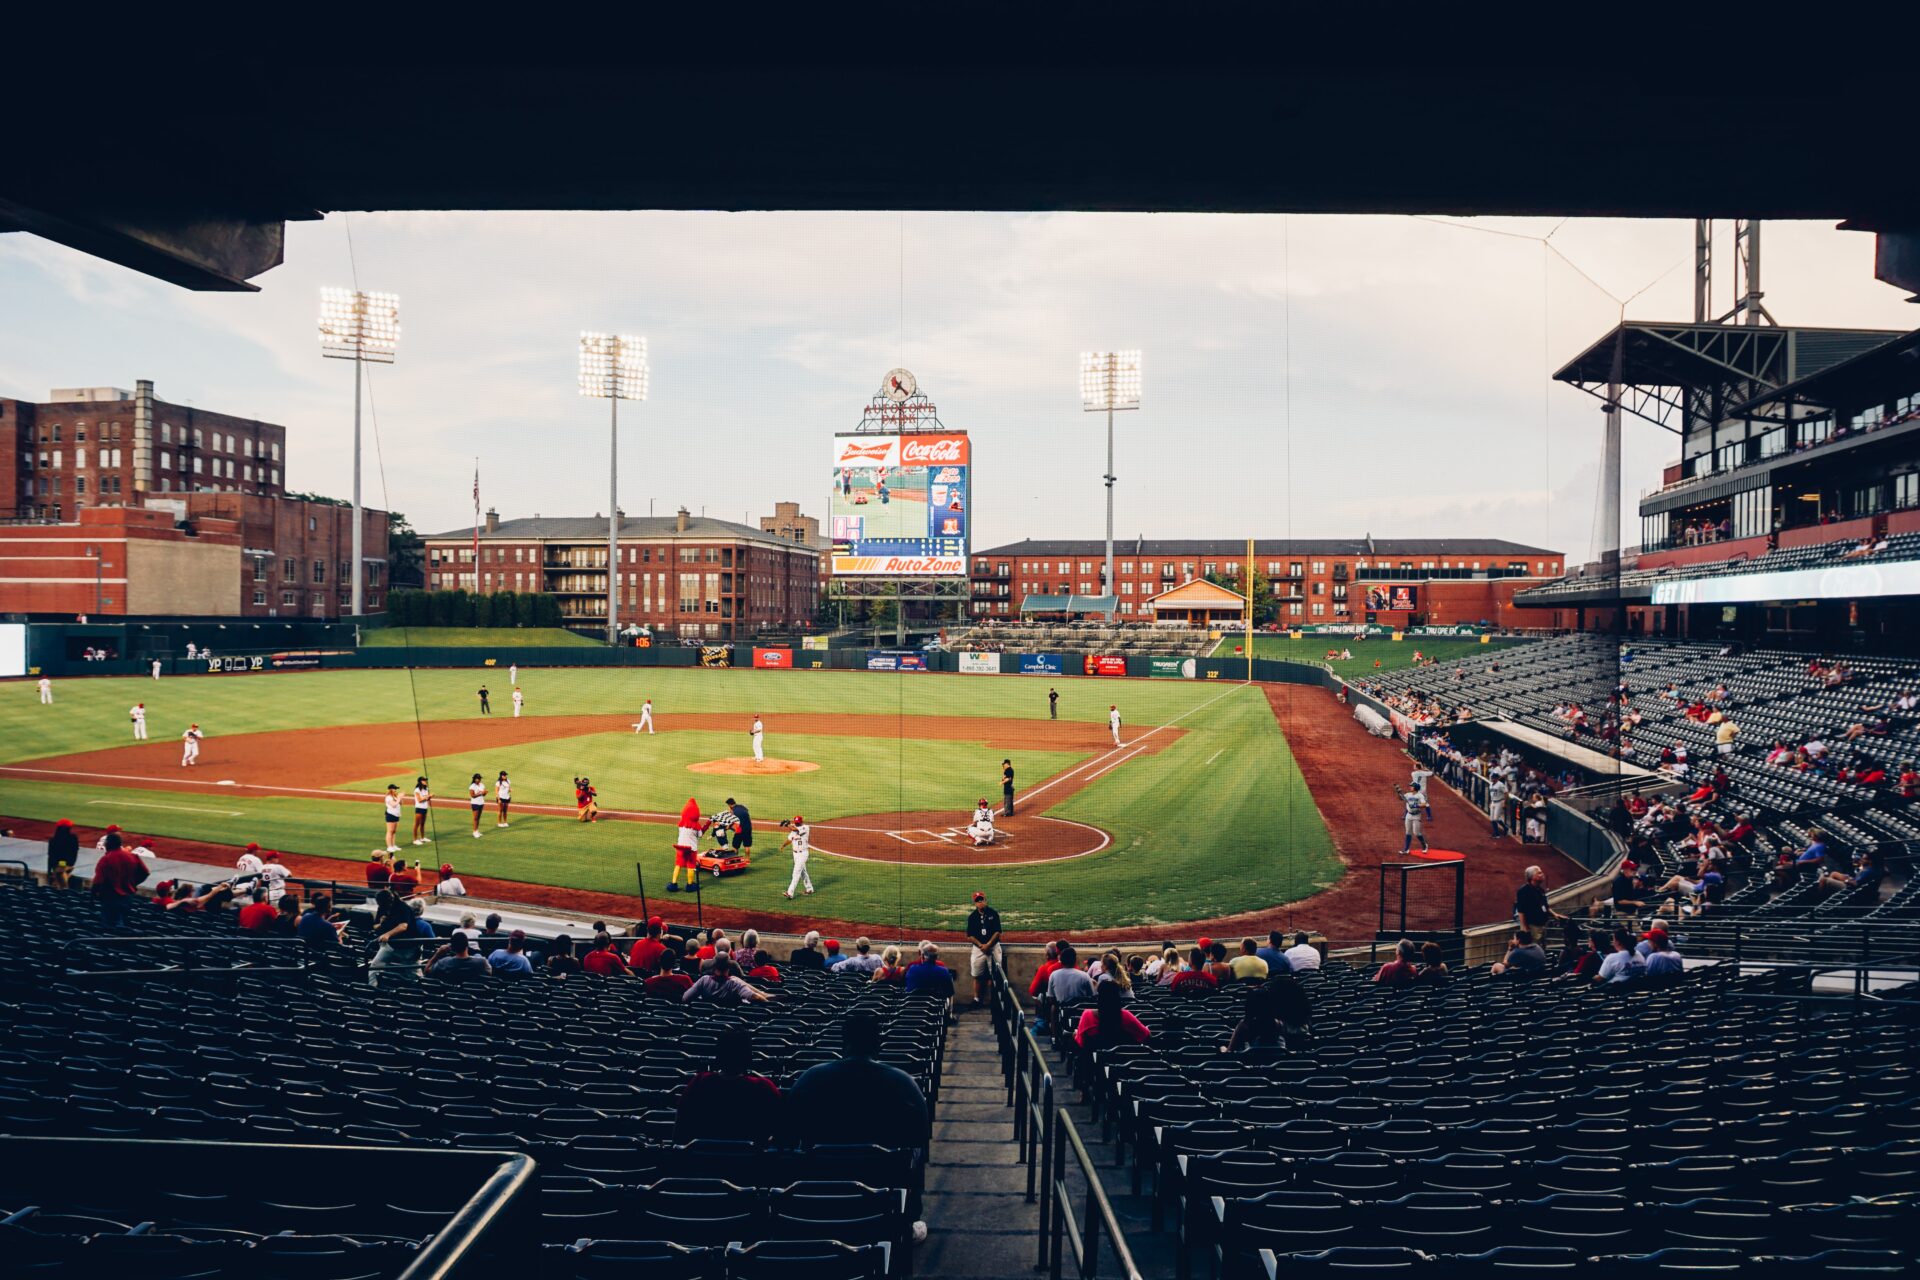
[829,432,969,576]
[752,648,793,669]
[958,652,1002,675]
[1364,585,1418,611]
[1082,655,1127,677]
[1018,654,1066,676]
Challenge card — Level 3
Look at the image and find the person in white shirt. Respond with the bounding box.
[511,686,524,717]
[130,702,148,740]
[508,663,518,685]
[435,864,469,897]
[1596,929,1646,983]
[151,659,162,680]
[467,773,487,838]
[1108,704,1123,747]
[635,698,654,734]
[255,851,290,904]
[234,842,265,880]
[495,771,512,828]
[452,912,480,940]
[967,799,996,847]
[37,676,52,704]
[783,815,813,899]
[180,724,202,766]
[1282,931,1322,971]
[185,643,198,659]
[750,715,765,763]
[382,785,403,852]
[411,777,432,845]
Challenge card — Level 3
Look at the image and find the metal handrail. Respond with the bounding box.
[398,1150,536,1280]
[0,858,32,881]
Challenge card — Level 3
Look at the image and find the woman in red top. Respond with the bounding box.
[1074,981,1150,1050]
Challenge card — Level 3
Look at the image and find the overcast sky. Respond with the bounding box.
[2,214,1912,560]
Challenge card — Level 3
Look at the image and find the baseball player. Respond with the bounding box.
[671,796,704,892]
[235,841,265,882]
[180,723,203,767]
[1048,687,1058,720]
[511,686,524,718]
[130,702,148,740]
[255,850,290,904]
[495,770,512,828]
[1399,785,1431,854]
[37,676,52,704]
[382,784,403,852]
[411,776,433,845]
[783,815,814,899]
[467,773,487,837]
[509,663,518,685]
[750,715,765,763]
[635,698,654,734]
[476,684,491,715]
[1410,765,1434,822]
[1109,704,1123,747]
[968,799,997,847]
[151,658,162,680]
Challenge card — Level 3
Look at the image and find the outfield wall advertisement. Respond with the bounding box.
[958,652,1002,674]
[829,432,969,576]
[1364,585,1419,611]
[1149,657,1198,679]
[752,648,793,669]
[1082,655,1126,676]
[1019,654,1065,676]
[866,650,928,671]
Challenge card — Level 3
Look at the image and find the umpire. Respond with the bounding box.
[1001,759,1016,816]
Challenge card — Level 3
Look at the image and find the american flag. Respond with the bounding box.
[471,462,480,581]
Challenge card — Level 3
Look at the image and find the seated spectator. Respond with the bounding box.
[546,933,582,976]
[1596,928,1646,983]
[1792,829,1833,875]
[674,1028,781,1144]
[1027,941,1062,997]
[833,936,884,974]
[365,852,391,890]
[1283,931,1322,971]
[683,955,773,1004]
[788,930,827,970]
[1643,931,1684,978]
[904,942,956,998]
[1820,847,1884,894]
[428,931,492,978]
[1255,930,1292,975]
[700,937,735,974]
[1074,980,1150,1050]
[491,930,535,975]
[452,913,481,942]
[732,928,763,971]
[581,932,632,976]
[237,891,278,933]
[1372,938,1420,985]
[1168,947,1217,997]
[1092,948,1132,993]
[270,894,301,936]
[1490,929,1546,976]
[822,938,842,967]
[387,859,420,897]
[434,863,468,896]
[871,945,907,984]
[627,916,669,972]
[1228,937,1269,982]
[1046,943,1096,1005]
[1570,930,1608,978]
[1416,941,1450,983]
[1204,941,1235,983]
[645,963,694,999]
[297,893,346,948]
[1152,947,1181,985]
[1141,946,1170,981]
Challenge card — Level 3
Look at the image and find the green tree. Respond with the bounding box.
[533,594,562,628]
[1206,560,1277,625]
[493,590,516,628]
[431,589,459,627]
[472,592,494,628]
[515,592,538,628]
[384,512,424,589]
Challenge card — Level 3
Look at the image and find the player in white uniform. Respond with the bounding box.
[234,842,265,881]
[37,676,52,704]
[151,659,162,680]
[1410,766,1434,821]
[968,799,997,847]
[467,773,487,837]
[634,698,654,734]
[509,663,518,685]
[255,851,290,904]
[783,816,814,898]
[495,771,512,828]
[1109,704,1123,747]
[1400,786,1431,854]
[511,687,524,717]
[750,715,765,763]
[180,723,202,766]
[130,702,148,740]
[382,785,403,852]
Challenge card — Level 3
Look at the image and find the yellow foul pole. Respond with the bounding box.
[1245,536,1255,683]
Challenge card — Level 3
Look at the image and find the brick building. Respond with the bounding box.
[970,537,1564,628]
[424,508,821,640]
[759,500,825,550]
[1,380,287,519]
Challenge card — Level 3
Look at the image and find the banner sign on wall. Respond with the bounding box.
[753,648,793,669]
[697,646,733,669]
[1018,653,1065,676]
[801,636,832,650]
[958,651,1002,674]
[1148,657,1197,679]
[866,650,928,671]
[1082,655,1127,677]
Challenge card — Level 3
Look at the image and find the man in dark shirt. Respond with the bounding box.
[904,943,956,998]
[1001,759,1016,816]
[784,1013,932,1239]
[676,1029,782,1144]
[1048,687,1058,720]
[476,685,491,715]
[1255,929,1293,975]
[90,832,148,929]
[429,931,492,978]
[727,797,753,855]
[788,930,827,970]
[964,891,1003,1007]
[47,818,80,890]
[1512,865,1561,935]
[297,893,346,948]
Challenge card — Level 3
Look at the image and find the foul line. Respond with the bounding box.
[1205,749,1224,765]
[999,682,1244,816]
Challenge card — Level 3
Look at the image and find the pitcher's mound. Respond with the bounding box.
[688,757,819,776]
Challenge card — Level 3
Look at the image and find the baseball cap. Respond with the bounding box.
[824,938,841,952]
[647,915,664,928]
[1197,936,1213,950]
[440,863,454,875]
[1641,927,1668,940]
[792,815,805,825]
[106,824,121,833]
[973,891,986,902]
[246,842,260,853]
[509,928,526,942]
[55,819,72,827]
[1620,860,1637,871]
[264,850,281,861]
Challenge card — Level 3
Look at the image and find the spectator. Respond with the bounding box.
[545,934,582,976]
[1644,931,1684,979]
[581,932,632,977]
[388,859,420,898]
[1154,948,1182,986]
[1045,943,1096,1005]
[1228,937,1270,982]
[904,942,956,998]
[733,928,763,971]
[237,891,278,932]
[491,930,535,975]
[645,962,694,999]
[1569,930,1608,978]
[89,831,148,930]
[1168,947,1217,997]
[1416,941,1450,983]
[1204,941,1235,983]
[1283,931,1322,971]
[1792,829,1833,876]
[1490,929,1546,977]
[1092,948,1131,992]
[297,893,346,948]
[434,864,468,897]
[1074,979,1150,1050]
[367,889,419,986]
[1372,938,1420,985]
[429,931,492,979]
[1512,865,1564,935]
[364,851,391,891]
[1596,928,1645,984]
[452,913,481,942]
[627,916,669,972]
[699,937,735,974]
[1027,941,1063,998]
[833,936,884,975]
[871,945,907,984]
[1224,981,1297,1053]
[788,930,826,971]
[822,938,841,966]
[674,1028,781,1143]
[783,1014,932,1242]
[964,891,1004,1008]
[1255,929,1293,975]
[46,819,79,891]
[683,955,773,1004]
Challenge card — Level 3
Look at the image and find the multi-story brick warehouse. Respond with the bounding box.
[1,381,288,519]
[970,538,1565,628]
[424,509,822,640]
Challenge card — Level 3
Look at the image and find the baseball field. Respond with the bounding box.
[0,664,1351,935]
[1209,633,1521,676]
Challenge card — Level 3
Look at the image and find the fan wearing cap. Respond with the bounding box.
[964,891,1003,1006]
[782,815,813,900]
[1593,859,1649,917]
[47,819,79,890]
[434,864,469,897]
[628,916,670,972]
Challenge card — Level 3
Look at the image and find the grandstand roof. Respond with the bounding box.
[1735,327,1920,419]
[1553,322,1903,436]
[977,537,1559,558]
[1018,593,1119,615]
[424,514,811,550]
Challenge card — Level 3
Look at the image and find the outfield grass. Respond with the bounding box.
[360,627,602,648]
[1210,633,1521,677]
[0,666,1340,931]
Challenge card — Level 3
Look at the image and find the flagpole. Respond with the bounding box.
[1246,536,1255,684]
[472,460,480,594]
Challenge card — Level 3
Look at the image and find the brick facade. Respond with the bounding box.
[0,505,242,615]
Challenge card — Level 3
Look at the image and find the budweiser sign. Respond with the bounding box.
[899,435,968,465]
[833,437,898,467]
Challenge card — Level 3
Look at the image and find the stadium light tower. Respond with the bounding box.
[1080,350,1142,609]
[318,288,400,619]
[578,332,649,644]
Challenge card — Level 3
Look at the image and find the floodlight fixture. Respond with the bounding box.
[1078,350,1143,611]
[319,288,402,620]
[578,331,649,644]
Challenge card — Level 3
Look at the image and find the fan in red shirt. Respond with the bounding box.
[1901,765,1920,799]
[581,932,632,976]
[388,860,420,898]
[237,897,279,932]
[1028,941,1064,998]
[627,916,670,972]
[646,968,694,998]
[1168,947,1218,997]
[365,854,391,890]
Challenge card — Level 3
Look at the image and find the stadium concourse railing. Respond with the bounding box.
[987,962,1145,1280]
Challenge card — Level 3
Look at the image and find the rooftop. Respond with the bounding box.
[976,537,1560,558]
[424,513,818,551]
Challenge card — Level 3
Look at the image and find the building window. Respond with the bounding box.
[1203,562,1216,576]
[1120,602,1133,615]
[75,477,86,494]
[1311,603,1326,617]
[312,560,326,583]
[1287,602,1303,617]
[252,558,266,582]
[253,590,267,606]
[1289,562,1303,577]
[282,591,298,607]
[1312,581,1325,596]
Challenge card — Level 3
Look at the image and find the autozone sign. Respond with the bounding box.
[831,555,968,575]
[831,433,970,469]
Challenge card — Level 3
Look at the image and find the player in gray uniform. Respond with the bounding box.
[1399,785,1431,854]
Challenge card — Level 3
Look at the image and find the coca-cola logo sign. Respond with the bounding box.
[899,436,966,465]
